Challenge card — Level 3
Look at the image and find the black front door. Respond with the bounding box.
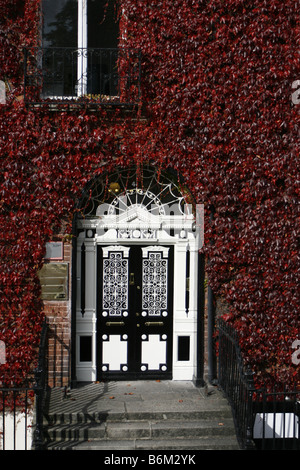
[97,245,173,380]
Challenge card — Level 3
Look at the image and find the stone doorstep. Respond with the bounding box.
[107,419,236,440]
[43,408,233,425]
[45,417,236,441]
[48,436,240,451]
[43,400,234,425]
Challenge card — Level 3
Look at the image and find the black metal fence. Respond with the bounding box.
[0,319,48,450]
[24,47,141,107]
[218,318,300,450]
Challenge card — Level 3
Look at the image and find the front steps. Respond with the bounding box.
[42,383,240,450]
[45,416,240,450]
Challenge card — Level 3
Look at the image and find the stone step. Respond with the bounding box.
[44,416,240,450]
[44,404,234,425]
[45,417,236,441]
[47,436,240,451]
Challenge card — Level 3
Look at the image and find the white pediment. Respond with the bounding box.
[100,204,162,230]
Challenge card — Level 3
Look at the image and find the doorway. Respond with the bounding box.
[97,245,174,379]
[74,166,203,383]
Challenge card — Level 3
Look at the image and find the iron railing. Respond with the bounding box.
[0,319,48,450]
[218,318,300,450]
[0,383,35,450]
[24,47,141,107]
[33,318,48,450]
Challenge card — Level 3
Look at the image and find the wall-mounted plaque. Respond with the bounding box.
[45,242,63,260]
[38,263,68,301]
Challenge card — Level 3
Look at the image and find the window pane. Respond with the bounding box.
[88,0,119,48]
[87,1,119,96]
[42,0,78,47]
[42,0,78,96]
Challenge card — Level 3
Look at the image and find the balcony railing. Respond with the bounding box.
[24,47,141,107]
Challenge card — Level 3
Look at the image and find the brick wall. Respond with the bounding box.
[42,242,72,387]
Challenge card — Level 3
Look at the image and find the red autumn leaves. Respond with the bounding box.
[0,0,299,389]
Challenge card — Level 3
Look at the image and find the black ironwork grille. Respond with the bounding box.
[24,47,141,106]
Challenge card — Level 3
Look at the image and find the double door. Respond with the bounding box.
[97,245,173,380]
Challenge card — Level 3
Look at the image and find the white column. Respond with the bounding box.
[173,241,187,319]
[188,240,199,319]
[77,0,88,96]
[76,237,97,382]
[85,240,97,379]
[76,231,85,315]
[187,238,199,379]
[84,241,96,314]
[172,238,199,380]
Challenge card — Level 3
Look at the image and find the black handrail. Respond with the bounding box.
[218,318,256,449]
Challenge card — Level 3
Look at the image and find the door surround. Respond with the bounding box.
[73,166,204,382]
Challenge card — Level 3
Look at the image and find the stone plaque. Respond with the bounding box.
[39,263,68,301]
[45,242,63,260]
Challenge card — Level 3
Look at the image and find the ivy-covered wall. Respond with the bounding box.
[0,0,299,390]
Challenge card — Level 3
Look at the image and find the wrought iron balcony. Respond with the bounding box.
[24,47,141,107]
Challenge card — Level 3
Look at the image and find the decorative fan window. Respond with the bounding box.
[79,166,194,219]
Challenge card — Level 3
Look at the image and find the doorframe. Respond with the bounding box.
[72,227,204,384]
[70,168,206,386]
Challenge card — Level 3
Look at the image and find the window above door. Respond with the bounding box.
[24,0,141,107]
